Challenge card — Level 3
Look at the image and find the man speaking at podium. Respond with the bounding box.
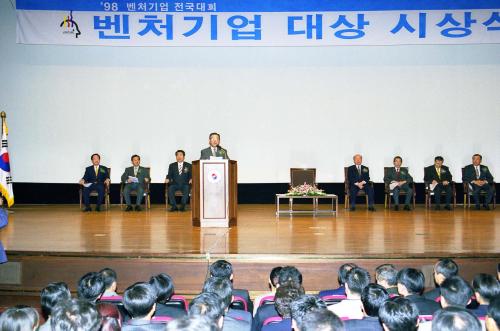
[200,132,229,160]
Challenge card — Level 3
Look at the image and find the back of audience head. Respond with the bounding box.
[345,267,371,298]
[379,297,419,331]
[209,260,233,280]
[269,266,283,290]
[290,294,327,329]
[434,258,459,285]
[123,282,157,319]
[472,273,500,305]
[166,315,219,331]
[278,266,303,288]
[274,284,305,318]
[487,297,500,331]
[297,309,344,331]
[202,277,233,310]
[375,264,398,289]
[189,292,224,330]
[149,273,175,304]
[0,305,39,331]
[338,263,357,287]
[361,283,389,317]
[432,306,481,331]
[396,268,425,296]
[99,268,117,294]
[100,316,121,331]
[41,282,71,320]
[51,299,101,331]
[77,272,105,303]
[440,276,473,308]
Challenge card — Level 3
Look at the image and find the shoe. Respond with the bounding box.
[483,204,490,210]
[349,207,356,211]
[434,205,441,210]
[368,206,376,212]
[169,206,178,212]
[135,205,142,211]
[404,205,411,211]
[394,205,399,211]
[444,205,452,211]
[95,205,101,212]
[179,205,185,211]
[475,204,481,210]
[125,205,133,212]
[83,206,92,212]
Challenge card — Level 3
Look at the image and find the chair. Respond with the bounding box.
[256,295,275,309]
[165,183,191,209]
[383,167,416,209]
[321,294,347,306]
[120,167,151,209]
[168,295,189,312]
[290,168,316,187]
[344,167,372,209]
[263,316,283,326]
[424,169,456,208]
[461,168,496,209]
[230,295,248,311]
[79,168,111,210]
[289,168,317,210]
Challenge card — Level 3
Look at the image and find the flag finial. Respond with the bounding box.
[0,112,5,119]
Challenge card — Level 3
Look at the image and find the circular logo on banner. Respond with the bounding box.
[208,170,221,184]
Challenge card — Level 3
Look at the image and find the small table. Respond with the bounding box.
[275,194,338,216]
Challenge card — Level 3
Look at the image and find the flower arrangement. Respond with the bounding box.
[287,183,326,196]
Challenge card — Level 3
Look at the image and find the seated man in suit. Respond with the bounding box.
[166,150,192,212]
[347,154,375,211]
[79,153,110,212]
[121,154,150,212]
[200,132,229,160]
[423,258,459,301]
[424,156,453,210]
[344,284,389,331]
[384,156,414,211]
[396,268,440,315]
[463,154,494,210]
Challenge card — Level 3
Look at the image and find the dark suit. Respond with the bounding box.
[166,162,192,208]
[122,318,166,331]
[384,167,414,206]
[347,165,374,207]
[121,166,150,206]
[462,164,494,206]
[200,146,229,160]
[424,165,453,206]
[423,288,441,301]
[82,165,110,207]
[406,294,441,315]
[223,314,251,331]
[344,316,383,331]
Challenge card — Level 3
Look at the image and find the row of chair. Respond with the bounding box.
[79,168,188,210]
[79,166,496,210]
[289,167,496,209]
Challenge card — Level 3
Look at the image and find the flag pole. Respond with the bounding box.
[0,112,5,208]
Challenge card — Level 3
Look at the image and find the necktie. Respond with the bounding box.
[437,168,441,180]
[178,164,182,175]
[357,166,361,176]
[395,168,400,180]
[212,148,216,156]
[95,166,98,177]
[475,166,480,179]
[134,167,138,176]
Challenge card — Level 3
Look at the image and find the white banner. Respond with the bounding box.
[16,0,500,46]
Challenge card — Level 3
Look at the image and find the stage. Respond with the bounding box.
[0,204,499,305]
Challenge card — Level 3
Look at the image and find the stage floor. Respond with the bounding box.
[1,204,499,259]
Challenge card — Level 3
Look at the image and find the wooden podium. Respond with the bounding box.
[191,160,237,227]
